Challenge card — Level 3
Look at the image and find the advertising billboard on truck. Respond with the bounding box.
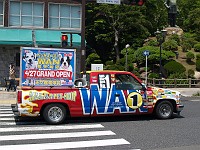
[20,47,76,87]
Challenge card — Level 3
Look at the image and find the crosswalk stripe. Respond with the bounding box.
[0,114,14,117]
[0,138,130,150]
[0,106,131,149]
[0,130,115,141]
[0,124,104,132]
[0,111,13,114]
[0,122,16,125]
[0,109,12,111]
[0,121,47,125]
[0,117,15,121]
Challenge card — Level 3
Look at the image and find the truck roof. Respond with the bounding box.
[83,70,142,83]
[83,70,131,73]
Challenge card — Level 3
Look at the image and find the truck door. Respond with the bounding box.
[115,74,148,113]
[90,73,111,116]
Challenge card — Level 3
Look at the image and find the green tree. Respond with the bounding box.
[183,8,200,34]
[168,34,180,45]
[196,54,200,60]
[188,69,195,78]
[181,42,192,52]
[86,3,150,62]
[186,51,195,62]
[164,61,186,76]
[194,43,200,52]
[145,0,167,33]
[162,40,178,52]
[85,53,102,70]
[133,46,175,67]
[84,0,200,74]
[180,33,197,52]
[196,60,200,71]
[178,0,200,28]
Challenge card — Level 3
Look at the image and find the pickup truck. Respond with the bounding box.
[12,70,184,124]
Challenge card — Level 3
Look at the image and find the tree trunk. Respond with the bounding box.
[114,29,120,62]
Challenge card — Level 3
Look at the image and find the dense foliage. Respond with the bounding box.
[85,0,200,78]
[162,40,178,52]
[194,43,200,52]
[187,69,195,78]
[164,61,186,76]
[196,54,200,60]
[196,60,200,71]
[186,51,195,62]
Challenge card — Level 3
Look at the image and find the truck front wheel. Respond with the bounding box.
[43,103,67,124]
[155,101,173,119]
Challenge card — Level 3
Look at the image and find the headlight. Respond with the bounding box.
[179,94,181,100]
[176,94,181,104]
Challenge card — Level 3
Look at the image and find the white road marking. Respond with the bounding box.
[0,108,12,111]
[0,138,130,150]
[190,100,200,102]
[0,121,48,125]
[0,114,14,117]
[0,106,133,149]
[0,111,13,114]
[0,122,16,125]
[0,124,104,132]
[0,130,115,141]
[0,117,15,121]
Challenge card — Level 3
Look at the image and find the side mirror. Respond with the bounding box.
[74,78,87,87]
[142,83,147,91]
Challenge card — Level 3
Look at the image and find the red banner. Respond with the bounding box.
[23,70,73,79]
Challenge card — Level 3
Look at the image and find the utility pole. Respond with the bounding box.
[81,0,86,74]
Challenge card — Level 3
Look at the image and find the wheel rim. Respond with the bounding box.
[159,104,171,117]
[48,106,63,122]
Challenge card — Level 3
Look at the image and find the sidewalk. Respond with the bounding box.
[0,88,17,105]
[0,88,200,105]
[168,88,200,97]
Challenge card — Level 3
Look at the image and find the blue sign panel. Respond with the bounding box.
[143,50,150,56]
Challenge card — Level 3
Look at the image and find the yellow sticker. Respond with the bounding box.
[127,92,143,109]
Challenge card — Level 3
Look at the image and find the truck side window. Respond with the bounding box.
[115,74,142,90]
[98,74,111,89]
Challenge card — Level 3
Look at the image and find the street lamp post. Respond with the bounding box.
[155,29,167,78]
[125,44,130,71]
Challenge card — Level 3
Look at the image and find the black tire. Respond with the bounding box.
[43,103,67,124]
[155,101,173,119]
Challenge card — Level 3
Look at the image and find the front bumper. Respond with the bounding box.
[176,104,184,112]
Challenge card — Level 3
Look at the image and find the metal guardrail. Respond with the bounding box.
[146,78,200,88]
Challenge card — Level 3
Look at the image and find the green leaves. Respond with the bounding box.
[85,1,200,75]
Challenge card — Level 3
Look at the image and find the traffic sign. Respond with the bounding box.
[91,64,104,71]
[143,50,150,56]
[97,0,121,5]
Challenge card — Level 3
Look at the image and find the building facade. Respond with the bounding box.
[0,0,83,86]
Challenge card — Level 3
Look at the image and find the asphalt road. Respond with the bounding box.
[100,99,200,150]
[0,98,200,150]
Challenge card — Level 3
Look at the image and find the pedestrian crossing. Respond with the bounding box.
[0,105,131,150]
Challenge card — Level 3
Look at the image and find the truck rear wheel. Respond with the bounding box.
[43,103,66,124]
[155,101,173,119]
